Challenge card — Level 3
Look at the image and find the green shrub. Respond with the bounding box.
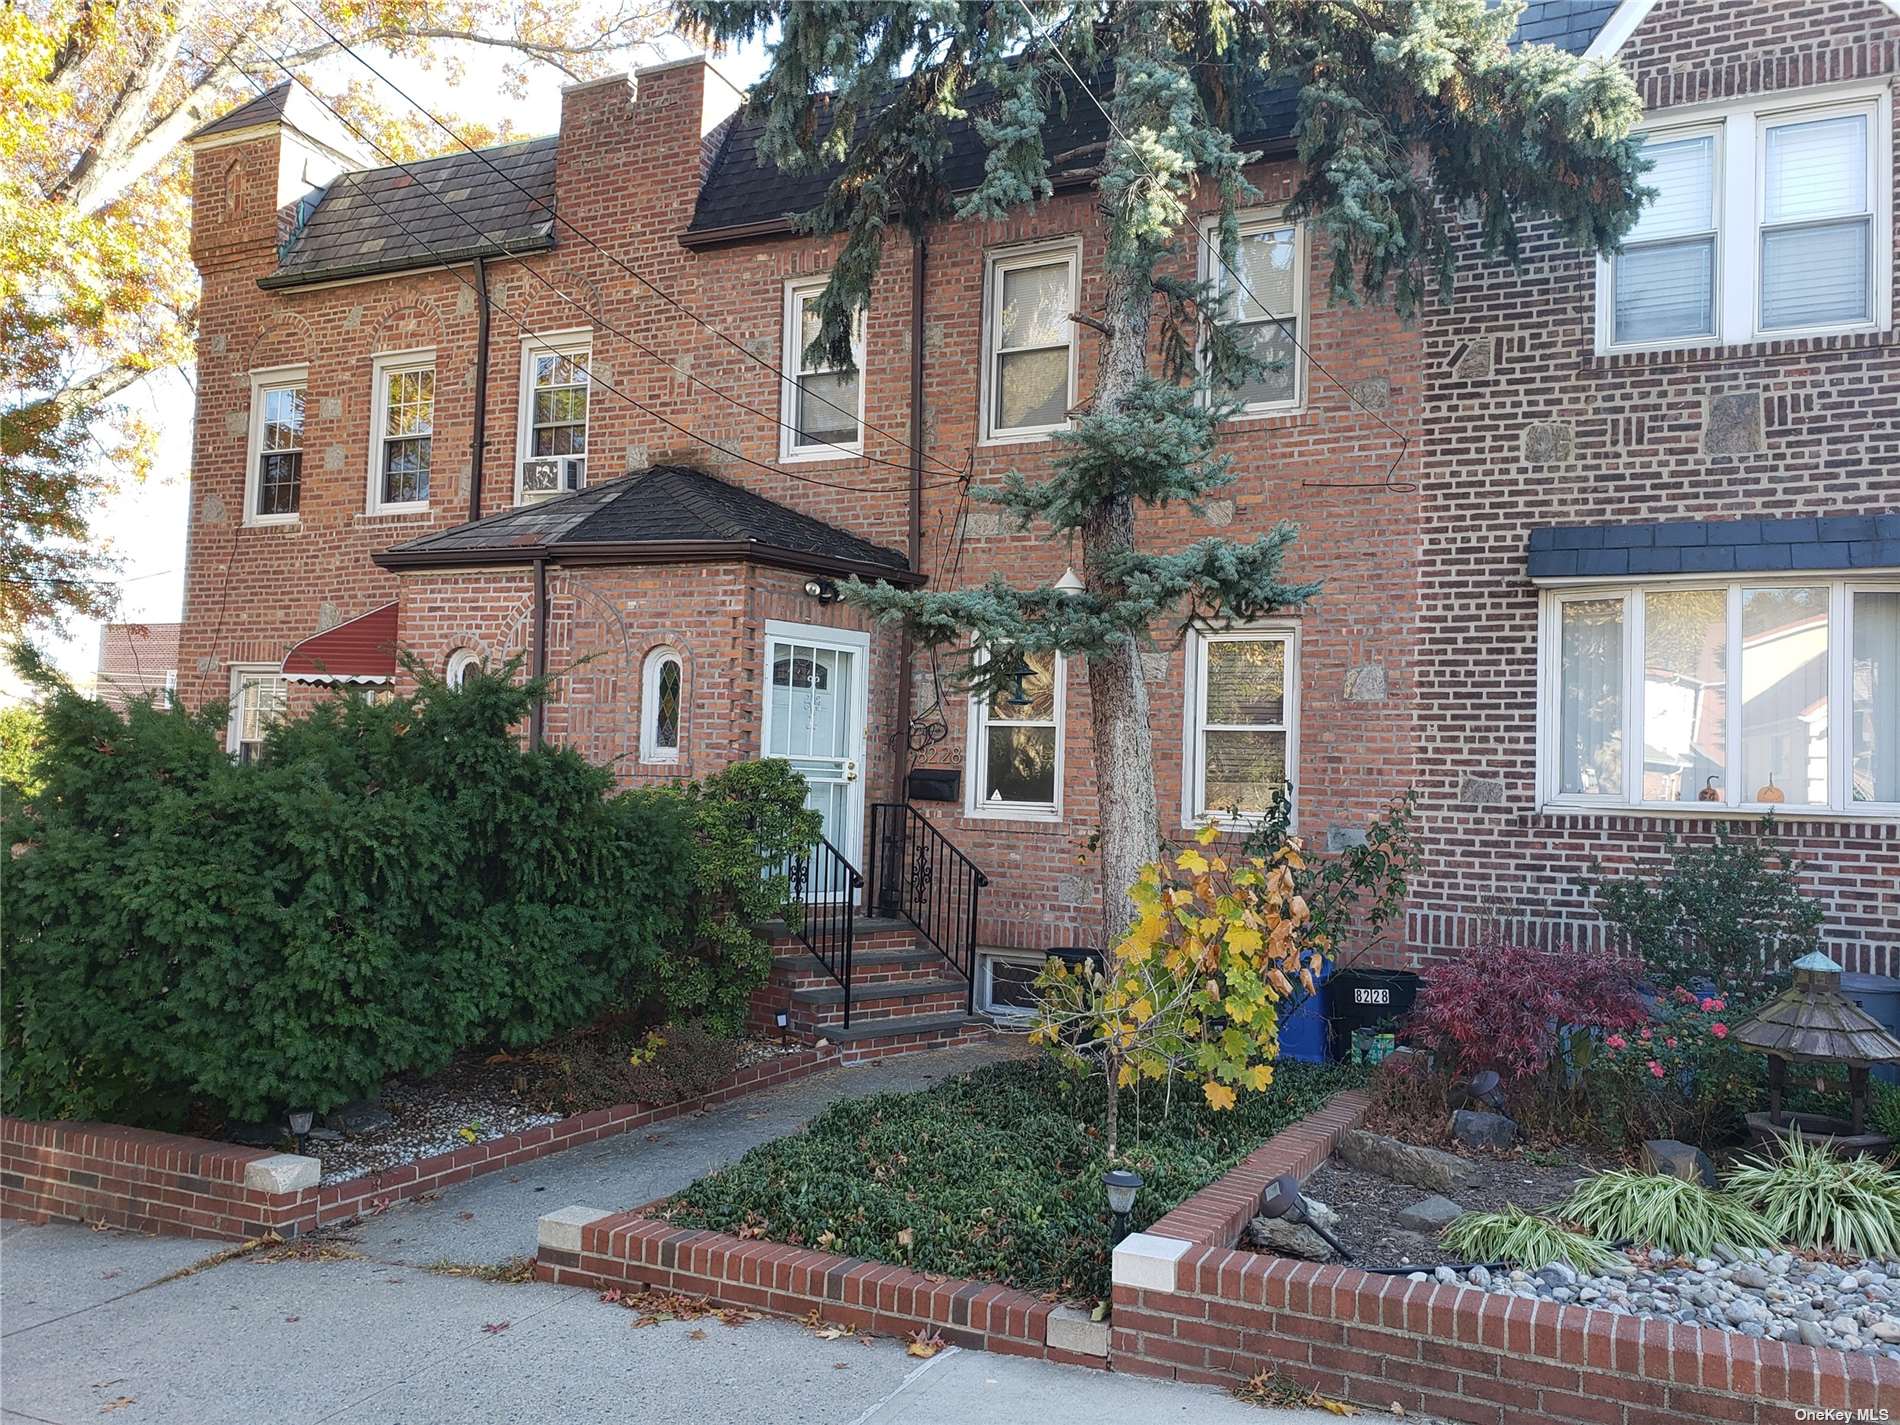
[1873,1082,1900,1144]
[1438,1205,1623,1274]
[662,1056,1362,1301]
[665,758,820,1035]
[1583,819,1822,997]
[1,663,694,1126]
[1560,1169,1776,1258]
[1725,1135,1900,1258]
[1591,988,1761,1148]
[0,702,44,800]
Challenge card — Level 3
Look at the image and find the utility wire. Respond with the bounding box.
[277,0,975,487]
[231,57,961,500]
[1013,0,1416,493]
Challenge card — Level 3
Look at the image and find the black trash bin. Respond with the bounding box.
[1325,968,1424,1063]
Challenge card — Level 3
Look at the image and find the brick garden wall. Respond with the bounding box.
[1108,1090,1900,1423]
[1409,0,1900,972]
[1,1046,839,1243]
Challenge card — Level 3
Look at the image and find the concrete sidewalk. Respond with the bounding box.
[1,1042,1402,1423]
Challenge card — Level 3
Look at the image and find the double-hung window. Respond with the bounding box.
[368,350,434,514]
[968,648,1062,817]
[245,367,307,523]
[1542,578,1900,814]
[517,332,590,502]
[227,664,287,764]
[1185,627,1299,825]
[781,280,864,459]
[1602,86,1890,351]
[981,242,1079,442]
[1202,214,1305,413]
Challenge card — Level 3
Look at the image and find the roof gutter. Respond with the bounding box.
[373,538,927,588]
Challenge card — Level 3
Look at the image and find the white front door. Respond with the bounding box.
[762,621,868,889]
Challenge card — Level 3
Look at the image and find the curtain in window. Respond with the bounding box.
[1854,591,1900,804]
[1559,599,1624,796]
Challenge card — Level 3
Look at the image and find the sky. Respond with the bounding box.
[41,23,770,683]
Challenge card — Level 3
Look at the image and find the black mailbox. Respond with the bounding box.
[906,767,961,802]
[1324,968,1424,1062]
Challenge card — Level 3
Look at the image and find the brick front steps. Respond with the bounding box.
[534,1205,1109,1367]
[1110,1089,1900,1423]
[750,917,994,1061]
[1,1046,841,1244]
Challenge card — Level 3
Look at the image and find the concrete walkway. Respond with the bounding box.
[1,1041,1381,1424]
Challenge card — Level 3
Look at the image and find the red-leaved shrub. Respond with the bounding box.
[1406,939,1645,1084]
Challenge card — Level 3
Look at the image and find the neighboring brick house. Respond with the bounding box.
[175,0,1898,1049]
[94,622,180,712]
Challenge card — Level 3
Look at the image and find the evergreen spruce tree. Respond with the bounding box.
[682,0,1649,945]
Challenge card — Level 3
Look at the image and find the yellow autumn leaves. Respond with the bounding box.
[1030,821,1318,1116]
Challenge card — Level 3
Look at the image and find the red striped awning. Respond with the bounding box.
[281,601,398,683]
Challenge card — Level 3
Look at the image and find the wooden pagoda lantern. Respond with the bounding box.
[1732,951,1900,1154]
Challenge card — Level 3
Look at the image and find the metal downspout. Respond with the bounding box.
[529,554,548,751]
[894,233,928,811]
[468,256,490,524]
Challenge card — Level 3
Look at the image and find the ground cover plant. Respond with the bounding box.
[1560,1169,1777,1259]
[1726,1135,1900,1258]
[660,1056,1361,1301]
[1436,1204,1623,1275]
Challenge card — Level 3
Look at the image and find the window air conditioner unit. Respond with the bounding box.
[520,455,585,502]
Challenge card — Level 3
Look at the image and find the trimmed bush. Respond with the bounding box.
[0,663,803,1127]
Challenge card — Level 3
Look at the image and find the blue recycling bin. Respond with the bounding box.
[1277,962,1330,1064]
[1844,973,1900,1085]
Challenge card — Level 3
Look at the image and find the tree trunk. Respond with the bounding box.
[1080,225,1160,953]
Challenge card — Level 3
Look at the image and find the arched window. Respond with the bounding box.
[446,649,480,690]
[641,649,683,762]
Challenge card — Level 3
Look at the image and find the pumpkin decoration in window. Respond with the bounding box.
[1756,772,1786,805]
[1698,776,1722,803]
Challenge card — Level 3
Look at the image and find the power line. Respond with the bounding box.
[1012,0,1416,493]
[230,57,962,501]
[277,0,975,488]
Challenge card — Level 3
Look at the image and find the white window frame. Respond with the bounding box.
[640,648,684,763]
[162,669,178,708]
[225,663,287,761]
[1596,81,1892,354]
[1182,623,1301,830]
[244,365,308,526]
[445,649,480,689]
[1196,210,1307,417]
[978,239,1082,444]
[976,950,1048,1020]
[1536,575,1900,818]
[366,348,435,516]
[965,646,1065,821]
[779,279,865,462]
[514,330,591,504]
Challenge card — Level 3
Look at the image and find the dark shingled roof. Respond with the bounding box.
[375,465,920,583]
[686,4,1621,239]
[185,81,292,142]
[1527,514,1900,579]
[260,136,558,290]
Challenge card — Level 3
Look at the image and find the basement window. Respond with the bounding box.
[977,952,1046,1018]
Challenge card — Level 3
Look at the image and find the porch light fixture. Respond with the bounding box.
[802,577,841,604]
[1103,1168,1143,1245]
[1257,1173,1354,1261]
[287,1108,314,1156]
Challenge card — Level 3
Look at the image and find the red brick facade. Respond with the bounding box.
[177,5,1898,978]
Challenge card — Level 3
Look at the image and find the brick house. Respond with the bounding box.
[174,0,1899,1049]
[94,622,181,712]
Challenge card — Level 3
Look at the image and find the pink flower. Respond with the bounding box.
[1666,1037,1678,1048]
[1641,1027,1652,1041]
[1710,998,1726,1012]
[1605,1034,1627,1050]
[1711,1023,1728,1039]
[1700,998,1717,1012]
[1648,1060,1665,1078]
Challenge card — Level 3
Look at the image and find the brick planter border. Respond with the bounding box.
[1,1046,841,1243]
[1109,1089,1900,1424]
[533,1205,1109,1367]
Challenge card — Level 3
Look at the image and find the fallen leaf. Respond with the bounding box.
[100,1399,136,1414]
[832,1362,850,1371]
[457,1211,475,1222]
[481,1321,511,1335]
[599,1288,623,1304]
[905,1328,946,1359]
[285,1315,300,1323]
[896,1228,915,1250]
[100,1270,120,1280]
[687,1328,708,1341]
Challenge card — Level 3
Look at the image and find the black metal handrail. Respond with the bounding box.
[866,802,989,1016]
[785,834,863,1028]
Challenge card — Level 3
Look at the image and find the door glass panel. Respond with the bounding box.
[1643,589,1729,803]
[1740,586,1829,805]
[1559,598,1624,797]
